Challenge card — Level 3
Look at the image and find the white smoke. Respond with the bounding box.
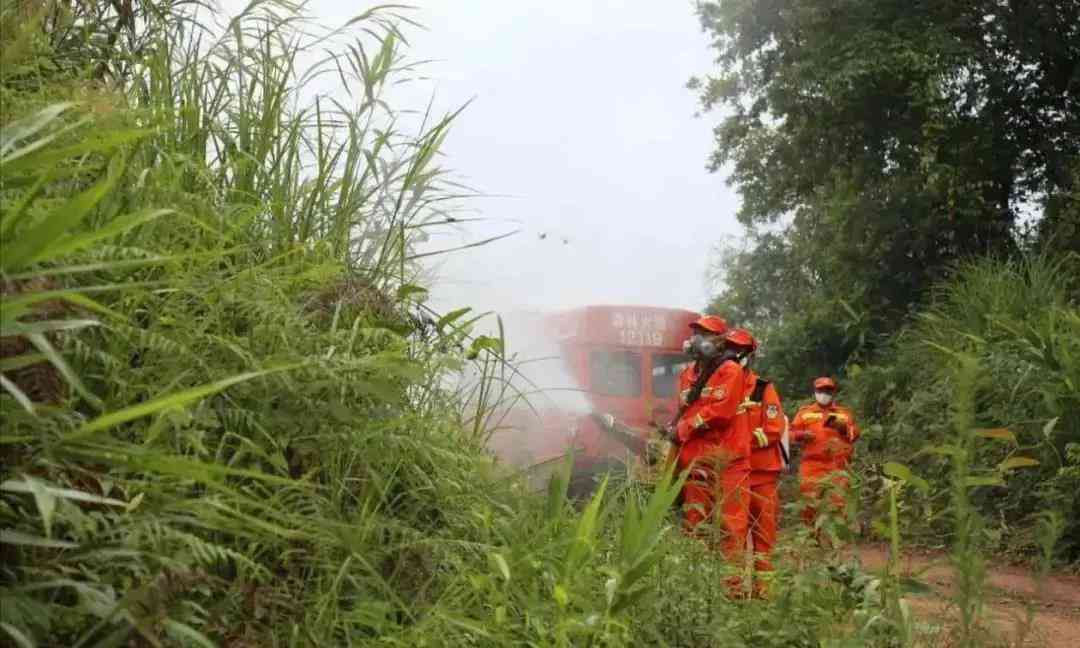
[451,307,595,468]
[494,310,591,415]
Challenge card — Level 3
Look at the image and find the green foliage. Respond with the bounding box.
[697,0,1079,567]
[695,0,1078,241]
[698,0,1080,401]
[0,2,510,645]
[849,254,1080,562]
[705,230,870,398]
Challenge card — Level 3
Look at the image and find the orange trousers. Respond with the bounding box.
[799,461,848,529]
[749,476,779,573]
[681,465,750,565]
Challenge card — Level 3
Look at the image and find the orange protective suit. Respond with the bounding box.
[675,359,750,566]
[791,401,860,530]
[741,373,785,592]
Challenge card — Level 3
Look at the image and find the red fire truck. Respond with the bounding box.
[487,305,699,491]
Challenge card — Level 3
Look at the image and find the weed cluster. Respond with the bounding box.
[850,254,1080,563]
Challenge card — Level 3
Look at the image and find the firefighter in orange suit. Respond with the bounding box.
[674,318,754,590]
[790,377,860,533]
[729,329,785,596]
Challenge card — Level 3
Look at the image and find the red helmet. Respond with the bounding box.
[813,377,838,392]
[689,315,728,335]
[724,327,758,352]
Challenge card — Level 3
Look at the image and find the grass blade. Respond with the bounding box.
[1,154,126,271]
[69,364,303,439]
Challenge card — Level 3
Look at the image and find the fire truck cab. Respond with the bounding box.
[489,305,698,490]
[549,305,697,486]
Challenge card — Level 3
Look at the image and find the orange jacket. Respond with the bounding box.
[675,359,749,470]
[739,372,785,476]
[791,401,859,467]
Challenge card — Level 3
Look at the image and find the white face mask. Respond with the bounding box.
[814,391,834,406]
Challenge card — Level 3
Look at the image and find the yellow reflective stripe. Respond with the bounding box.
[700,386,729,400]
[753,428,768,448]
[693,414,706,429]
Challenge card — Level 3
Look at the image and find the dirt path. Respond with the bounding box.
[856,544,1080,647]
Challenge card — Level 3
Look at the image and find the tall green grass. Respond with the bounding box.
[851,252,1080,563]
[0,2,515,645]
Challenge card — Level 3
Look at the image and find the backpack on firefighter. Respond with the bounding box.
[746,376,791,470]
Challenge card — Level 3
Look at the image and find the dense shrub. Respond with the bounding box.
[849,254,1080,562]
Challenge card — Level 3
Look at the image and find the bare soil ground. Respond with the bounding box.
[856,544,1080,647]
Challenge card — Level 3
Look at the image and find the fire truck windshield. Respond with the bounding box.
[651,352,691,397]
[588,350,642,397]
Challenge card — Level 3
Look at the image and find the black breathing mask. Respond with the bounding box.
[683,333,720,359]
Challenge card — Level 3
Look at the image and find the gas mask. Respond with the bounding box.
[682,333,719,359]
[814,391,834,406]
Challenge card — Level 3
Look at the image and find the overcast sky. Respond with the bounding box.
[405,1,742,316]
[222,0,744,317]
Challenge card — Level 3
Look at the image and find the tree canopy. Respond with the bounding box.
[695,0,1080,392]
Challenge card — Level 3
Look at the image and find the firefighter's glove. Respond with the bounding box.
[676,417,702,442]
[600,413,616,429]
[752,428,769,449]
[676,420,691,442]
